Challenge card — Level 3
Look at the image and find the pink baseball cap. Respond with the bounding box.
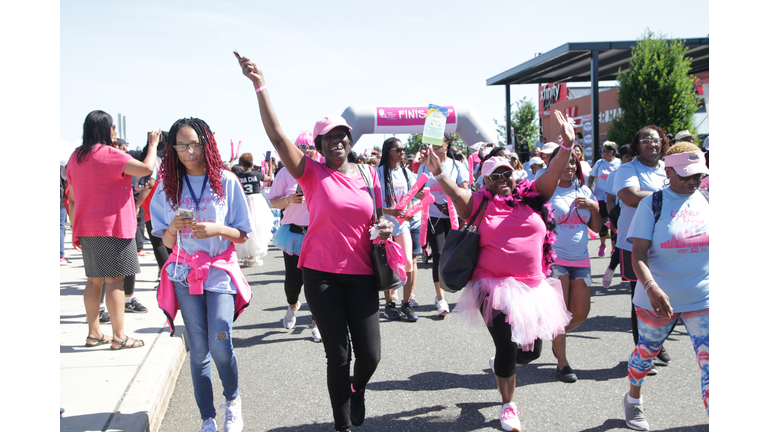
[539,142,559,154]
[312,115,352,141]
[481,156,514,178]
[665,151,708,176]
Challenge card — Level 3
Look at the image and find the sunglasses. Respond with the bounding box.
[299,144,316,150]
[174,143,203,152]
[392,147,405,153]
[488,170,513,181]
[676,172,703,182]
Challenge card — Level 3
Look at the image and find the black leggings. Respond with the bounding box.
[145,220,171,272]
[427,216,453,283]
[283,252,304,305]
[482,296,542,378]
[302,268,381,431]
[100,274,135,303]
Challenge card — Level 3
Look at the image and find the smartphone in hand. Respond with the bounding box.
[177,208,194,219]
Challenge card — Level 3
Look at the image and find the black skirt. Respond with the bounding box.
[79,236,141,278]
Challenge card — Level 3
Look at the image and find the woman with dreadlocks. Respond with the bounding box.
[150,117,252,432]
[378,137,423,322]
[422,110,574,431]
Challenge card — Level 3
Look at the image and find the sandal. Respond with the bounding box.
[85,334,111,347]
[111,337,145,350]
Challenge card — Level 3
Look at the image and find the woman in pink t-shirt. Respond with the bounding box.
[67,110,160,350]
[236,53,393,432]
[421,110,575,432]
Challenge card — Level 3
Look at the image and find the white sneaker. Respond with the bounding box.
[283,302,300,329]
[201,418,217,432]
[500,402,521,431]
[436,297,450,316]
[409,294,419,307]
[602,267,615,288]
[254,257,264,266]
[221,395,243,432]
[311,325,322,342]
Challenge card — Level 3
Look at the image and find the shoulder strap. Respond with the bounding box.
[357,164,376,224]
[699,188,709,202]
[652,189,664,224]
[466,196,488,231]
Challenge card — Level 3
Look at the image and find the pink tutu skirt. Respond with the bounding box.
[452,276,572,351]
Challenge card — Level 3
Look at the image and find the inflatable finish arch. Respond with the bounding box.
[340,105,499,148]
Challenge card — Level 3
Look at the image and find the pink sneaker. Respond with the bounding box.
[60,257,70,266]
[598,245,606,257]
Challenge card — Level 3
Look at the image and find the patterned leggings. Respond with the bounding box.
[628,307,709,414]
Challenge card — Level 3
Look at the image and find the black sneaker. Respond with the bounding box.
[647,365,658,376]
[556,365,578,383]
[656,345,671,364]
[99,309,111,323]
[125,297,148,313]
[350,382,366,427]
[384,302,401,320]
[401,301,419,322]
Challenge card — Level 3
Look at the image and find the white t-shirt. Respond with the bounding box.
[417,159,468,219]
[613,159,667,251]
[627,188,709,312]
[377,164,419,236]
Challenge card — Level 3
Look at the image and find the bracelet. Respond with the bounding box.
[255,85,267,93]
[433,171,445,180]
[168,228,178,237]
[560,142,574,151]
[643,280,656,292]
[285,195,291,205]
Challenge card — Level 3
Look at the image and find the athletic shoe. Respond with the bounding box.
[384,302,401,320]
[350,382,366,426]
[221,395,243,432]
[602,267,615,288]
[254,257,264,266]
[436,297,450,316]
[622,393,649,430]
[201,418,217,432]
[409,294,419,307]
[283,302,300,329]
[99,308,111,323]
[60,257,70,266]
[311,325,322,343]
[401,301,419,322]
[556,365,578,383]
[646,365,658,376]
[422,250,430,264]
[243,258,256,267]
[499,402,521,431]
[125,297,148,313]
[137,250,149,257]
[598,244,606,257]
[656,346,671,364]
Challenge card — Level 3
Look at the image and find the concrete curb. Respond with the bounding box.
[106,316,186,432]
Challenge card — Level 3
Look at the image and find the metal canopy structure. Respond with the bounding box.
[487,37,709,162]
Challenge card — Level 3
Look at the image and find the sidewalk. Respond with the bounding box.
[60,226,186,432]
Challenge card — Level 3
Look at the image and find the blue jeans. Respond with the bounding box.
[174,282,239,420]
[60,205,66,258]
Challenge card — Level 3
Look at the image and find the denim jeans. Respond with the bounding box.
[60,205,66,258]
[174,281,239,419]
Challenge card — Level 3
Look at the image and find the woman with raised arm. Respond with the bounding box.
[422,110,574,431]
[67,110,159,351]
[151,117,252,432]
[236,53,393,432]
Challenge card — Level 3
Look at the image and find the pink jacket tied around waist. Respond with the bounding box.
[157,243,251,336]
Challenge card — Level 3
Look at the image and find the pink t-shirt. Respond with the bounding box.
[297,159,383,275]
[267,165,310,226]
[470,186,547,285]
[66,145,136,239]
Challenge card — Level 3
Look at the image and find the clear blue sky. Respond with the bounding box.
[60,0,709,161]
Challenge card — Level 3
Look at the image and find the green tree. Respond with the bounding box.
[607,30,699,145]
[494,96,539,151]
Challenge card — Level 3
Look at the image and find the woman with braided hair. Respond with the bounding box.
[151,117,252,432]
[377,137,424,322]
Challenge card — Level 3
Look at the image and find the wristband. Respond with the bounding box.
[433,171,445,180]
[560,142,574,151]
[255,85,267,93]
[168,228,178,237]
[643,280,656,292]
[285,195,291,205]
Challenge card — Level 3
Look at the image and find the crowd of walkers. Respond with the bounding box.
[59,53,708,432]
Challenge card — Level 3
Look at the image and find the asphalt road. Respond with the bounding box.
[160,239,708,432]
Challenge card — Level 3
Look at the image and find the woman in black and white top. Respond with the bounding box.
[235,153,274,266]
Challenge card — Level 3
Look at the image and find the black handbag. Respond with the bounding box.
[438,196,488,293]
[358,165,404,291]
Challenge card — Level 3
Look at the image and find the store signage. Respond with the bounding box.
[538,83,568,117]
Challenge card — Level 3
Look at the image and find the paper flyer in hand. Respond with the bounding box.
[422,104,450,147]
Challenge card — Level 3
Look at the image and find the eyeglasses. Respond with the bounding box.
[488,170,513,181]
[392,147,405,153]
[299,144,316,150]
[174,143,203,152]
[676,172,703,182]
[639,138,662,145]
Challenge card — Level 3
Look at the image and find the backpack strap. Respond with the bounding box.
[652,189,664,224]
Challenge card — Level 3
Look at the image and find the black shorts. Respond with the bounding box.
[598,200,609,219]
[620,248,637,282]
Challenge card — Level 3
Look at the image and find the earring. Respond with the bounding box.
[663,178,670,186]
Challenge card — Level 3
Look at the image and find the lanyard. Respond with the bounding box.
[184,174,209,213]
